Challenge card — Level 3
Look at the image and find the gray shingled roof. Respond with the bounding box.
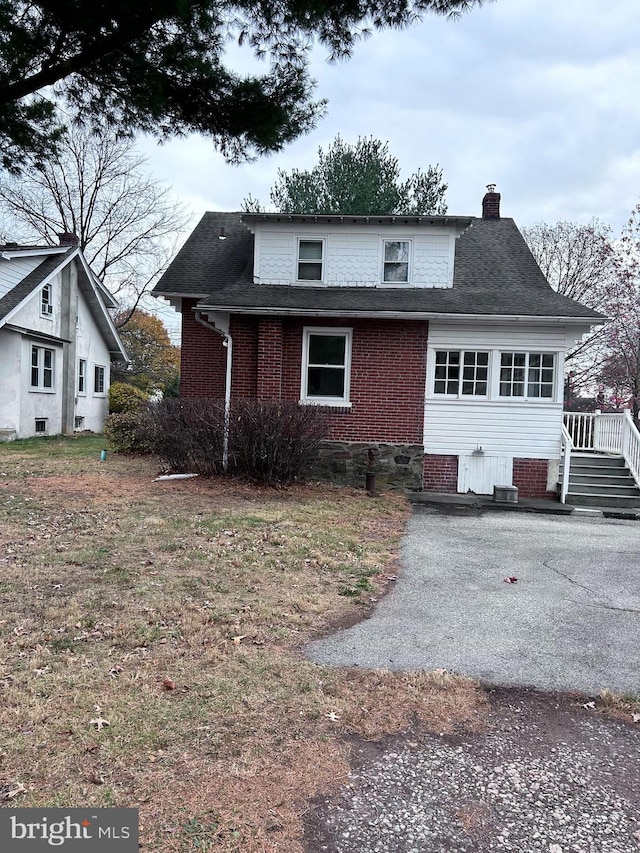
[153,212,604,321]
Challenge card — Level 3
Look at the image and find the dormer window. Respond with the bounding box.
[383,240,411,283]
[297,239,324,281]
[41,283,53,317]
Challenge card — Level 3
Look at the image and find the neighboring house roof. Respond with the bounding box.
[0,244,128,361]
[153,212,605,323]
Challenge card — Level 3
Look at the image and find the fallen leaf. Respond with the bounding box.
[89,717,110,731]
[325,711,341,722]
[581,701,596,710]
[162,678,176,690]
[88,771,104,785]
[632,713,640,723]
[232,635,246,646]
[503,576,518,584]
[1,782,26,801]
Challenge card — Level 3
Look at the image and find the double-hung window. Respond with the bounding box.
[31,346,54,390]
[78,358,87,394]
[434,350,489,397]
[297,239,324,281]
[41,283,53,317]
[301,328,352,405]
[383,240,411,283]
[499,352,555,399]
[94,365,105,395]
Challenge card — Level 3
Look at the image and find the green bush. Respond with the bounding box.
[103,411,152,454]
[108,382,150,414]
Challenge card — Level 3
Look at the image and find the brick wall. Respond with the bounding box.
[281,317,428,443]
[513,458,557,500]
[423,454,458,492]
[179,299,227,398]
[181,310,428,445]
[257,318,283,400]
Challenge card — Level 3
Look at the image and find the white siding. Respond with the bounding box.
[0,256,42,298]
[9,270,63,336]
[0,331,21,431]
[75,288,111,433]
[424,321,566,459]
[252,222,458,288]
[19,336,63,437]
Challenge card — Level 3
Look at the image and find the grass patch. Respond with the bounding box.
[0,436,486,851]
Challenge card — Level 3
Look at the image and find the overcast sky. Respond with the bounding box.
[141,0,640,336]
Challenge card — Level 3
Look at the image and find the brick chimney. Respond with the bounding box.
[482,184,501,219]
[58,232,80,247]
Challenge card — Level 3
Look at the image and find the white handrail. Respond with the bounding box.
[622,410,640,485]
[560,423,573,504]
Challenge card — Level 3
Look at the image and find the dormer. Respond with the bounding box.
[241,214,473,289]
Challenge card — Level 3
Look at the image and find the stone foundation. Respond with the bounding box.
[313,441,424,489]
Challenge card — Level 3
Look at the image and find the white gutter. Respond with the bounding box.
[194,305,604,324]
[194,310,232,471]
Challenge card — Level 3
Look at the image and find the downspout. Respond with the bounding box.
[194,311,232,471]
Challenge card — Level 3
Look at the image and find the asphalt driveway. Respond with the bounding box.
[307,508,640,694]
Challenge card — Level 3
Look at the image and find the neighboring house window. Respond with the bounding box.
[30,346,54,390]
[434,350,489,396]
[78,358,87,394]
[41,283,53,317]
[499,352,556,398]
[383,240,410,283]
[297,239,324,281]
[94,365,106,395]
[301,328,352,405]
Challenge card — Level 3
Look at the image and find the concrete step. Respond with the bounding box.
[564,492,640,508]
[0,429,16,443]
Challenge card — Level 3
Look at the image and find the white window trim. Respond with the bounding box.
[40,283,53,318]
[427,348,560,403]
[94,364,106,396]
[300,326,352,407]
[495,350,558,402]
[30,345,56,393]
[296,237,326,283]
[381,238,413,285]
[78,358,87,396]
[431,349,490,400]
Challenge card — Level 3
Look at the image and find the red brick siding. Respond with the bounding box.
[181,310,428,444]
[257,319,283,400]
[280,318,428,443]
[180,299,226,398]
[229,316,258,399]
[513,458,557,500]
[423,454,458,492]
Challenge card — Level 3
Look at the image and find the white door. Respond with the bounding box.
[457,454,513,495]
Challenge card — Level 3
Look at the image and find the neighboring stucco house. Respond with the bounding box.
[0,234,128,439]
[152,188,603,497]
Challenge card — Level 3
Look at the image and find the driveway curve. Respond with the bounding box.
[306,509,640,695]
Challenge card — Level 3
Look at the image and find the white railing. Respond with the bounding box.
[562,410,640,490]
[563,412,595,450]
[560,424,573,504]
[622,409,640,484]
[594,413,625,454]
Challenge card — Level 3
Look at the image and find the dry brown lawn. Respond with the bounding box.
[0,435,488,851]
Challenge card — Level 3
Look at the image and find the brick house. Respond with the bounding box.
[153,188,603,497]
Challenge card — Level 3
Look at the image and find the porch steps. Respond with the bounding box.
[559,453,640,508]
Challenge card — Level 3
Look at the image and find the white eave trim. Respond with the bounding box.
[1,246,69,260]
[195,304,604,325]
